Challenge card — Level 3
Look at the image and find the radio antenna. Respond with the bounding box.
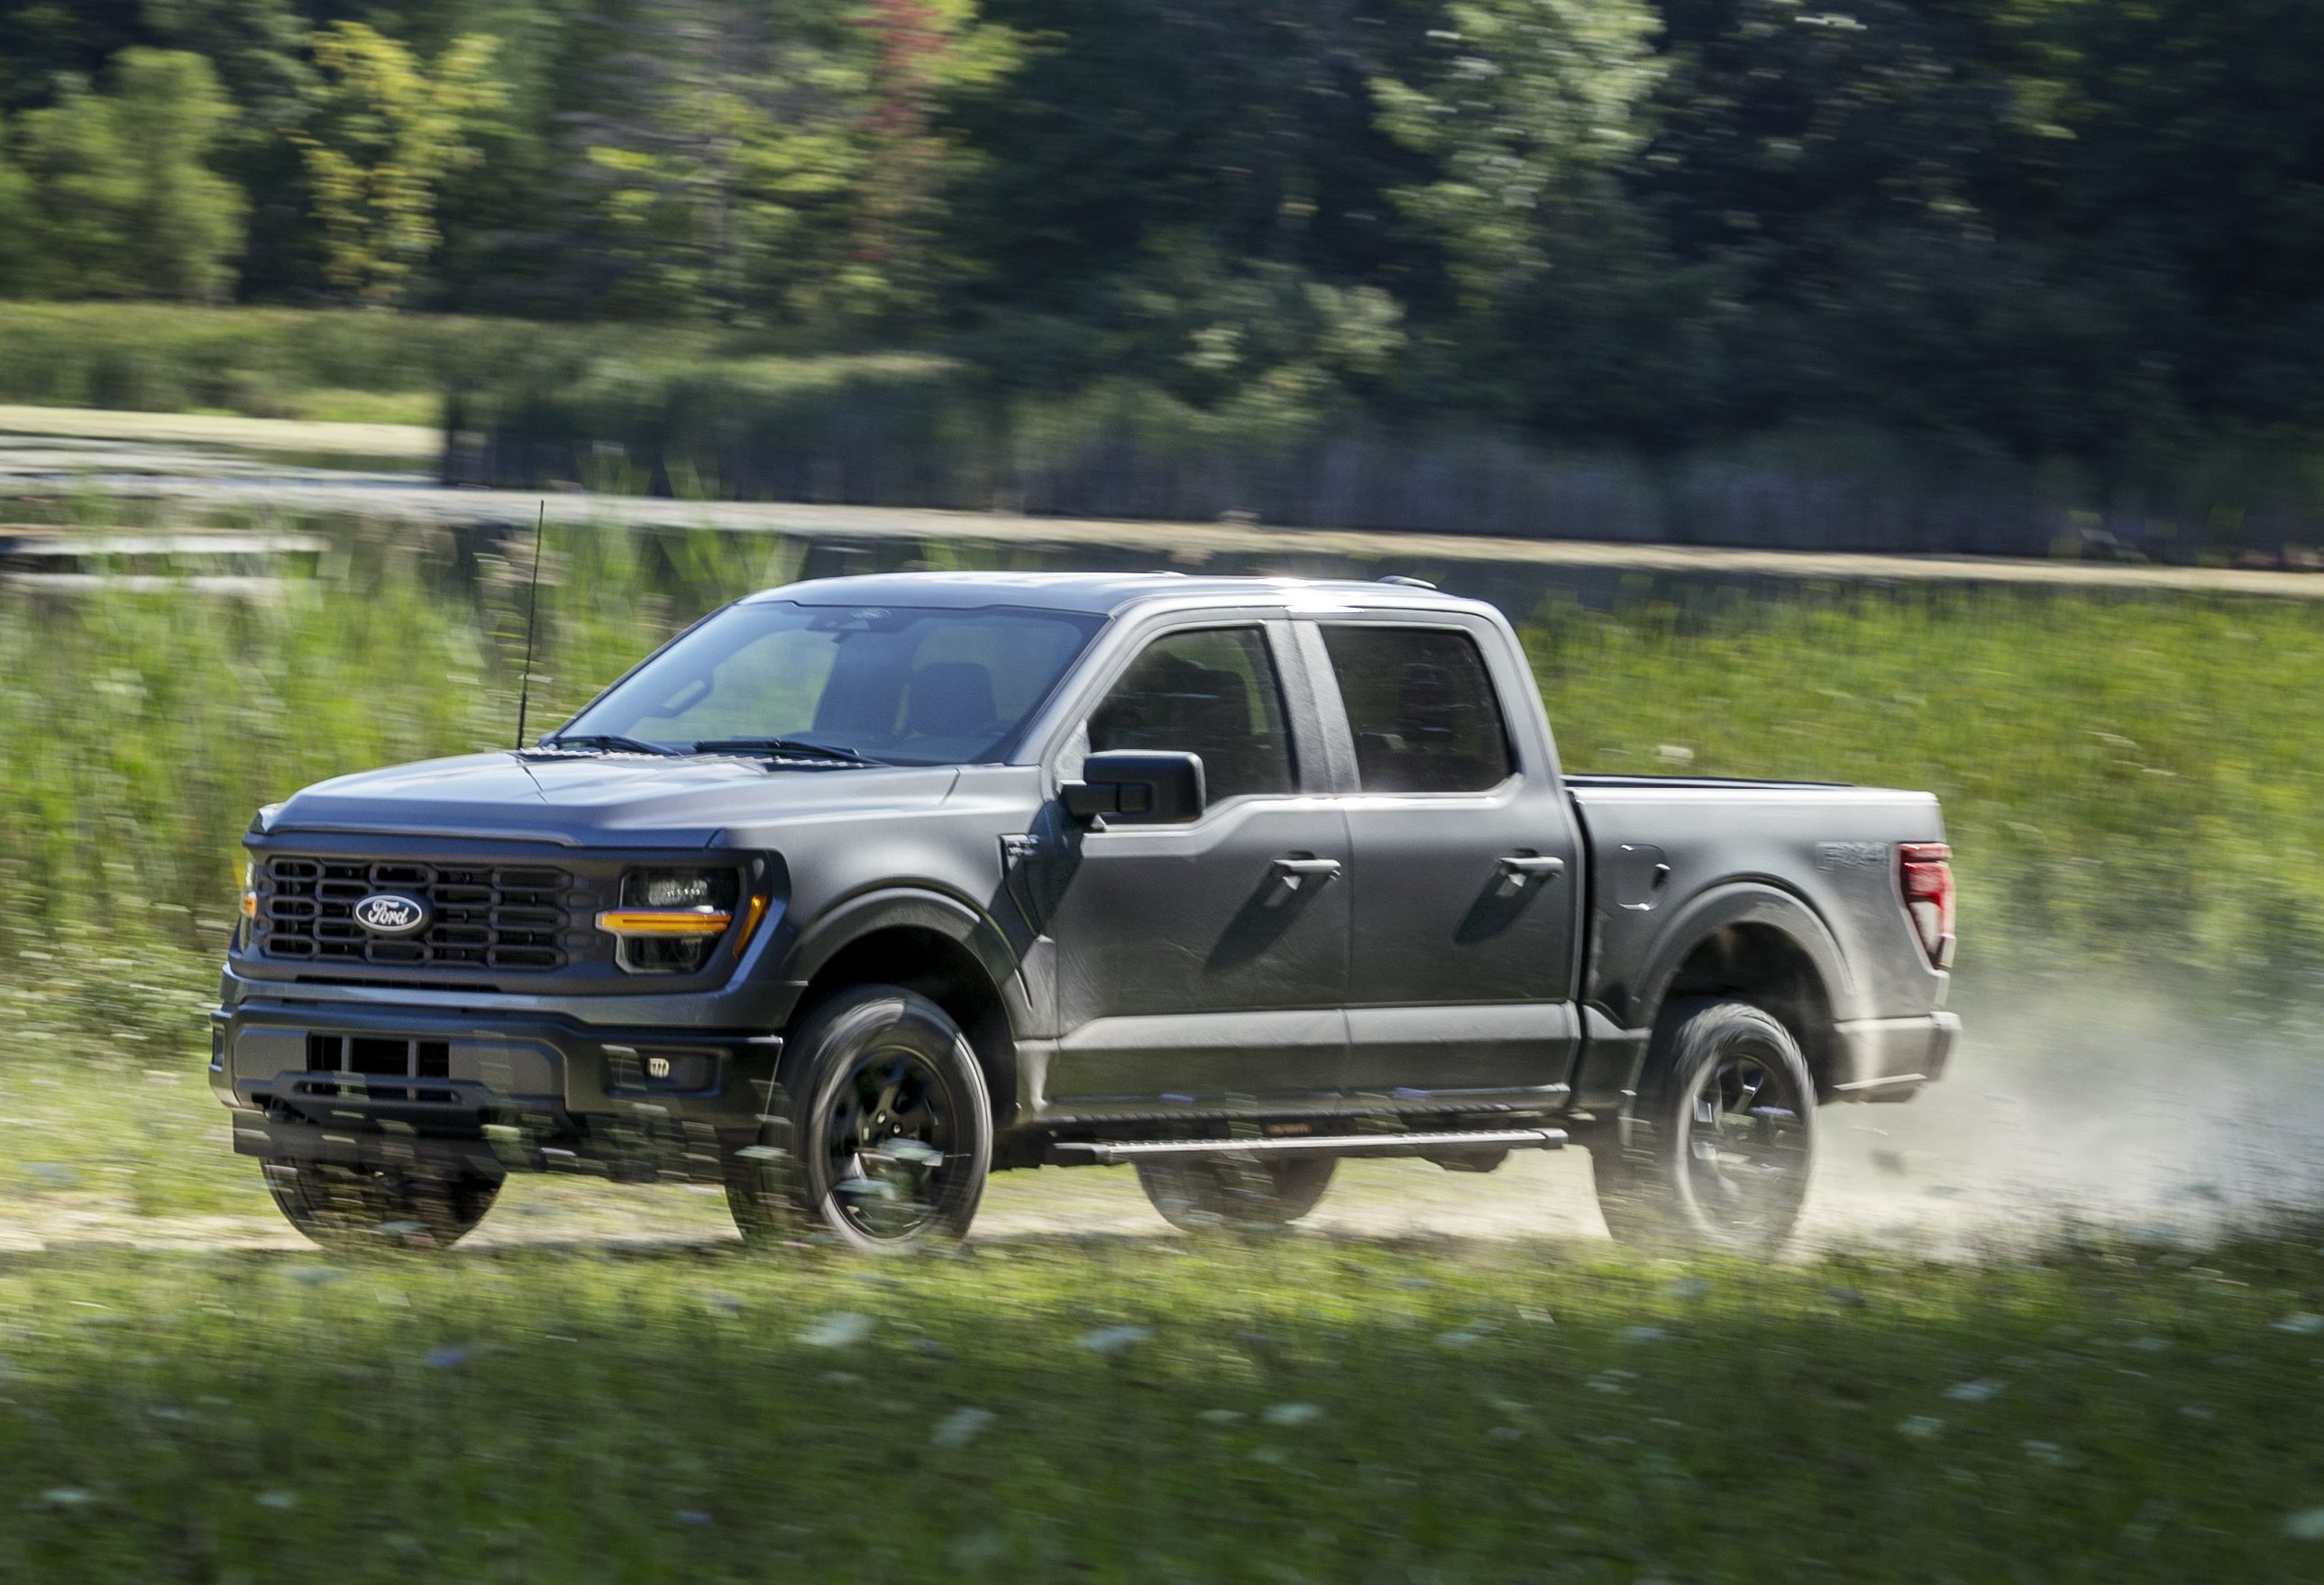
[513,500,546,749]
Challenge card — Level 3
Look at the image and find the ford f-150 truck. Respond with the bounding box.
[213,573,1957,1253]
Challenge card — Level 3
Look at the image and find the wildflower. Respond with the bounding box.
[799,1313,874,1349]
[1077,1324,1151,1355]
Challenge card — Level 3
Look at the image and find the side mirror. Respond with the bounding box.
[1061,750,1205,825]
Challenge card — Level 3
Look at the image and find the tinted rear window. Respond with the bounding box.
[1322,625,1514,793]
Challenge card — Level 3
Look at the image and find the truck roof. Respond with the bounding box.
[741,571,1478,618]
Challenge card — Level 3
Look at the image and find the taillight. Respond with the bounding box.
[1899,842,1955,969]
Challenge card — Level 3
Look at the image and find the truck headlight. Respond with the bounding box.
[598,869,742,974]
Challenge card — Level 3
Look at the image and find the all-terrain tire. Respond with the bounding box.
[1135,1155,1336,1232]
[1588,997,1816,1257]
[262,1159,500,1251]
[725,985,992,1252]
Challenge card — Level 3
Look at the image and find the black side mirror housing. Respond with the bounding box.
[1061,750,1205,825]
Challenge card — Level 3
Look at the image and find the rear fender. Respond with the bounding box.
[1618,881,1858,1033]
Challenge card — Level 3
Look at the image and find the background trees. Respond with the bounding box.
[0,0,2318,473]
[292,22,502,305]
[2,48,244,300]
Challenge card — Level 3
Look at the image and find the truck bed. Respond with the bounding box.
[1563,770,1949,1037]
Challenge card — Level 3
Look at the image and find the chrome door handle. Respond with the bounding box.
[1497,855,1566,883]
[1271,857,1342,888]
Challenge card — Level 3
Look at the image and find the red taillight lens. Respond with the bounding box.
[1899,842,1955,969]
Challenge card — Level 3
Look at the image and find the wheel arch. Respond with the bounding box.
[1628,884,1854,1101]
[777,889,1028,1129]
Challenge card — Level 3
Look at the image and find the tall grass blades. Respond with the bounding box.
[1527,588,2324,983]
[0,519,793,1058]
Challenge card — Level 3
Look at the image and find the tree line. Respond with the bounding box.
[4,1,2320,466]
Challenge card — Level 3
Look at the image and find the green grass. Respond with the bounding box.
[0,520,804,1049]
[0,304,752,423]
[248,388,445,427]
[1,1229,2320,1580]
[1527,588,2324,982]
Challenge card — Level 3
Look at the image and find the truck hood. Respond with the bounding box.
[263,751,963,847]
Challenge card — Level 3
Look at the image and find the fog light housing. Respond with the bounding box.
[599,869,741,974]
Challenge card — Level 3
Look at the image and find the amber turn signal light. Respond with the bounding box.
[595,908,733,938]
[731,893,770,957]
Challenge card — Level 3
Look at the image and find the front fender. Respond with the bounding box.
[766,885,1030,1032]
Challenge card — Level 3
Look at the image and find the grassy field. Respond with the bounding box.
[1527,588,2324,983]
[1,1227,2320,1580]
[0,304,767,426]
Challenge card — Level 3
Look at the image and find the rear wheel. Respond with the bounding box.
[261,1159,499,1251]
[1588,998,1816,1257]
[1136,1155,1336,1232]
[725,985,992,1252]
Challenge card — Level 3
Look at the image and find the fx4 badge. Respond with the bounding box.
[1815,841,1889,872]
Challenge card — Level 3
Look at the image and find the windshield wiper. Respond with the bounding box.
[538,732,681,756]
[692,736,884,766]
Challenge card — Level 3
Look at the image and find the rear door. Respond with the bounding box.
[1304,615,1584,1096]
[1032,618,1352,1104]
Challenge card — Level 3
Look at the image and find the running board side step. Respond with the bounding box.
[1051,1127,1564,1166]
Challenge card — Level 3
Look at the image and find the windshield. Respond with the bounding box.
[555,600,1103,765]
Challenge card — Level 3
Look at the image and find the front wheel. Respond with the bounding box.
[262,1159,500,1251]
[725,985,992,1252]
[1588,998,1816,1257]
[1136,1155,1335,1232]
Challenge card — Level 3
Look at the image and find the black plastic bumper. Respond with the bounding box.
[212,998,782,1177]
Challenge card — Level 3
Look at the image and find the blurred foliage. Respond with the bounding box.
[0,2,2320,472]
[0,518,801,1060]
[1527,588,2324,987]
[291,22,503,305]
[0,48,244,301]
[0,301,740,416]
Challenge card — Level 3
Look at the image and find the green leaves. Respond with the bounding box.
[5,49,245,302]
[291,23,506,306]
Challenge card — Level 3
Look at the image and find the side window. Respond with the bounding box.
[1322,625,1514,794]
[1088,627,1294,802]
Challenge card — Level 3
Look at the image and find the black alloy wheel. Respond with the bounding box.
[1590,998,1816,1256]
[726,985,991,1251]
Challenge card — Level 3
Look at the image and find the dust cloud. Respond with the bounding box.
[981,974,2324,1260]
[1801,976,2324,1257]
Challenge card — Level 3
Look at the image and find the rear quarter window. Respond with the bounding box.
[1322,625,1514,794]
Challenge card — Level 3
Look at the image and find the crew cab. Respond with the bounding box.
[212,573,1957,1252]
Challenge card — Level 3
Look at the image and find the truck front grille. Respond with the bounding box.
[256,857,584,972]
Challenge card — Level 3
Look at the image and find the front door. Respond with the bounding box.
[1308,618,1584,1096]
[1034,621,1350,1104]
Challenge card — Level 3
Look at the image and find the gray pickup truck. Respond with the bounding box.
[213,573,1956,1253]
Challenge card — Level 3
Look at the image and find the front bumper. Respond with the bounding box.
[211,995,782,1178]
[1831,1011,1959,1102]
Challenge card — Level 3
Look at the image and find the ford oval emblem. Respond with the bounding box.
[353,893,430,936]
